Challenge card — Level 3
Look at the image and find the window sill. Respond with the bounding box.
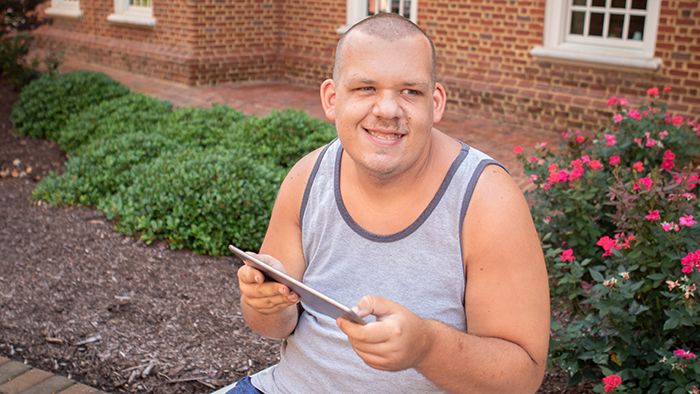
[530,46,661,71]
[45,7,82,19]
[107,13,156,28]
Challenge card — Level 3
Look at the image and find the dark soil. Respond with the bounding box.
[0,76,595,393]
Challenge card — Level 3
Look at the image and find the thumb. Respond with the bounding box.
[352,295,398,320]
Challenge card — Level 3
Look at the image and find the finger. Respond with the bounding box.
[336,316,390,345]
[246,252,288,274]
[352,295,400,319]
[237,264,265,284]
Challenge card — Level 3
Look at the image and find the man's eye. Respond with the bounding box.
[360,87,374,91]
[402,89,419,95]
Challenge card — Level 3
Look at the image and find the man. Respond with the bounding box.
[217,12,550,394]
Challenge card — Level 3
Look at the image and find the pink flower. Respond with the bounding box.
[619,98,628,106]
[609,156,620,166]
[597,236,621,257]
[560,249,575,262]
[629,110,642,120]
[607,96,618,105]
[634,177,653,191]
[664,86,672,92]
[658,130,669,140]
[513,146,523,154]
[589,160,603,170]
[529,156,537,162]
[581,155,591,163]
[680,215,695,227]
[647,87,659,96]
[662,222,679,232]
[646,210,660,221]
[570,159,582,168]
[570,167,585,180]
[529,174,538,182]
[661,150,675,172]
[603,375,622,392]
[646,138,657,147]
[675,349,697,360]
[576,135,585,143]
[633,162,645,172]
[614,113,623,123]
[605,134,617,146]
[681,250,700,274]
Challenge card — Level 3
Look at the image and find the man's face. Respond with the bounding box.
[322,31,444,181]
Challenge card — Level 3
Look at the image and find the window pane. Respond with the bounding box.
[589,12,604,36]
[611,0,626,8]
[608,14,624,38]
[631,0,647,10]
[591,0,605,7]
[403,0,411,18]
[570,11,586,35]
[628,15,645,40]
[573,0,586,5]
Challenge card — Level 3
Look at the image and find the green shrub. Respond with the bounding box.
[34,100,335,255]
[11,70,131,139]
[236,109,337,168]
[33,132,179,206]
[515,87,700,393]
[99,146,285,255]
[156,103,244,149]
[56,92,173,155]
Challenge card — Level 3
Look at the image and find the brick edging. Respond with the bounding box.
[0,356,109,394]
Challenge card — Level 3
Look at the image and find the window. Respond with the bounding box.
[530,0,661,70]
[45,0,82,18]
[107,0,156,27]
[338,0,418,34]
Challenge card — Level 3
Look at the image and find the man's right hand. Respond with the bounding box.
[237,252,300,315]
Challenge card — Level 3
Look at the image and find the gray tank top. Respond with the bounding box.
[252,138,502,393]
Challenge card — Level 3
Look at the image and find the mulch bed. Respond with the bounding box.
[0,76,595,393]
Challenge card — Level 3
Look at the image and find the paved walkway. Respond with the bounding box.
[58,59,558,187]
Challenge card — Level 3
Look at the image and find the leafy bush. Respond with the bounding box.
[11,70,131,139]
[515,87,700,393]
[236,109,337,168]
[55,92,173,155]
[99,146,285,255]
[1,0,51,89]
[30,79,335,255]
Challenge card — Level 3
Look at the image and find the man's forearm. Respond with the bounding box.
[241,295,299,340]
[416,320,545,394]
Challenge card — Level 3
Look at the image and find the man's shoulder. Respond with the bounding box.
[279,142,334,201]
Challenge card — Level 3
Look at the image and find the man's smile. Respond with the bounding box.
[365,128,404,140]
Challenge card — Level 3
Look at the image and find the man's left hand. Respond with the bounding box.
[336,295,433,372]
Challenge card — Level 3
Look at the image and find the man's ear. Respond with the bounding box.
[432,82,447,124]
[320,79,337,122]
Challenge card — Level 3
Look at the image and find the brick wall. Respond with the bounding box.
[421,0,700,134]
[34,0,699,133]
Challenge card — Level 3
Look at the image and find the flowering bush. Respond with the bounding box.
[515,87,700,393]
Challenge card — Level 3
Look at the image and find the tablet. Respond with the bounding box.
[229,245,366,325]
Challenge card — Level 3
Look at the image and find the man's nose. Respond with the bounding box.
[371,91,401,119]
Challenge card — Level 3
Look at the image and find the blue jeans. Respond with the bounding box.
[211,376,264,394]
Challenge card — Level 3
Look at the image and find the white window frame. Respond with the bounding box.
[530,0,661,70]
[45,0,82,19]
[107,0,156,28]
[337,0,419,34]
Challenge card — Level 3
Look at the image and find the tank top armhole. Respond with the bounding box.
[299,139,338,229]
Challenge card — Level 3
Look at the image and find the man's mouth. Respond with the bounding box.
[365,128,403,140]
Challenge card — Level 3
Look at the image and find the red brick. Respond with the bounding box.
[0,368,52,394]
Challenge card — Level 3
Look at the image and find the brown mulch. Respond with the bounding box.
[0,75,595,393]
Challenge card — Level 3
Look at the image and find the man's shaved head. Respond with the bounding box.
[333,13,436,86]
